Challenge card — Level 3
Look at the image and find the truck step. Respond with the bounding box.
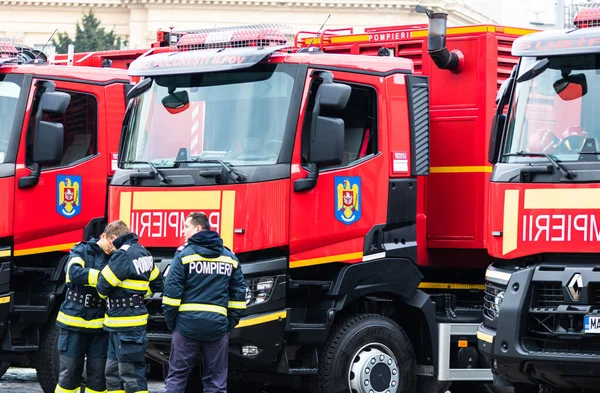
[287,368,318,375]
[288,280,332,290]
[289,322,327,331]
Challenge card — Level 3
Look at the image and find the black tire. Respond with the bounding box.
[516,384,542,393]
[312,313,416,393]
[0,361,9,379]
[36,323,60,393]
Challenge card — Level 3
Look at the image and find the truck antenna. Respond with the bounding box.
[33,29,57,64]
[306,14,331,52]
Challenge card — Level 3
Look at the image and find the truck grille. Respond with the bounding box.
[531,282,563,307]
[526,276,600,355]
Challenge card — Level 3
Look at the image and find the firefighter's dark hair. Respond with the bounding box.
[103,220,130,238]
[187,212,210,230]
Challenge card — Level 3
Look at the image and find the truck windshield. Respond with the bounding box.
[502,54,600,164]
[0,73,25,164]
[123,63,296,168]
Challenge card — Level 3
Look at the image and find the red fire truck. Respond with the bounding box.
[478,6,600,393]
[104,9,536,393]
[0,38,172,390]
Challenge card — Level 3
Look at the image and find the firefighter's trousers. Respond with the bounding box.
[54,328,108,393]
[164,329,228,393]
[106,330,148,393]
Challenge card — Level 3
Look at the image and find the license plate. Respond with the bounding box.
[584,315,600,333]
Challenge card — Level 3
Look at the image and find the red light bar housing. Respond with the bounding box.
[173,24,290,51]
[574,7,600,28]
[0,38,18,59]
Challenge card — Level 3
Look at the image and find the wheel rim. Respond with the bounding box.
[348,342,400,393]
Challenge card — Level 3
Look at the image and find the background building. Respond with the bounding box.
[0,0,495,51]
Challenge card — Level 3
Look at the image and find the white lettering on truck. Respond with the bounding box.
[522,214,600,242]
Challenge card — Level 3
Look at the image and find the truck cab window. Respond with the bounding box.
[26,90,98,168]
[302,81,377,170]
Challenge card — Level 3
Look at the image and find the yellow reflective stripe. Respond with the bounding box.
[66,257,85,283]
[57,311,104,329]
[88,269,100,286]
[228,300,247,309]
[85,387,107,393]
[181,254,238,268]
[149,265,160,281]
[98,292,107,299]
[179,303,227,316]
[55,385,80,393]
[103,314,148,328]
[68,257,85,268]
[101,266,120,287]
[118,279,149,291]
[163,296,181,307]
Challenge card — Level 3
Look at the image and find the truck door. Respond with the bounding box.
[13,79,108,253]
[288,70,389,267]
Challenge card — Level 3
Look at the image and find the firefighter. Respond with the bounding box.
[96,226,163,393]
[162,212,247,393]
[54,220,129,393]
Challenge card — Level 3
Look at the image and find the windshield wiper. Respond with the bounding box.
[173,158,245,183]
[502,152,576,180]
[121,160,169,184]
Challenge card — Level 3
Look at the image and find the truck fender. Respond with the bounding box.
[330,258,423,304]
[329,258,438,376]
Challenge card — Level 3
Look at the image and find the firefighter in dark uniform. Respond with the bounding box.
[54,220,130,393]
[96,229,163,393]
[163,212,247,393]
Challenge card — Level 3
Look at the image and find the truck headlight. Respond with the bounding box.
[484,283,505,320]
[245,276,275,306]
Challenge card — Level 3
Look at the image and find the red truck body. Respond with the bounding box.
[478,7,600,391]
[296,24,536,267]
[0,42,157,391]
[104,17,540,393]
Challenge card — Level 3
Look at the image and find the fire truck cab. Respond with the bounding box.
[479,7,600,392]
[108,10,535,393]
[0,39,136,391]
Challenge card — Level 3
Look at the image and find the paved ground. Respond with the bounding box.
[0,367,486,393]
[0,368,165,392]
[0,367,289,393]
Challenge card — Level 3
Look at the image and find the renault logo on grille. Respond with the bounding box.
[567,273,583,302]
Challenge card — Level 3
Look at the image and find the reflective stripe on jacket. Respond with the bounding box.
[57,240,108,332]
[96,233,163,332]
[162,230,247,341]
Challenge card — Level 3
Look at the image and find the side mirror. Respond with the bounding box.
[40,91,70,115]
[318,83,351,110]
[516,58,549,83]
[309,116,344,165]
[18,90,70,189]
[294,80,350,193]
[488,113,506,164]
[33,121,64,164]
[126,78,152,101]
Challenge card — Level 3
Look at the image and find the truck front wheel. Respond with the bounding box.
[312,313,416,393]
